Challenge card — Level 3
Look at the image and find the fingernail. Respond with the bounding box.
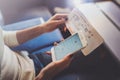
[64,17,68,21]
[65,17,68,21]
[54,42,58,46]
[69,54,74,58]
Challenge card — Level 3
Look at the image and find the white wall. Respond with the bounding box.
[0,0,43,24]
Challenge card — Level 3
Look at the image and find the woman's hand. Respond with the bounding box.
[16,14,67,44]
[35,54,73,80]
[41,14,67,33]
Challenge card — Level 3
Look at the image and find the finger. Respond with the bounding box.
[45,51,51,55]
[54,14,68,18]
[62,53,74,62]
[52,14,68,20]
[54,42,58,46]
[63,26,67,32]
[54,18,66,25]
[61,38,64,41]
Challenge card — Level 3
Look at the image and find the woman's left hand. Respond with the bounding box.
[41,14,67,33]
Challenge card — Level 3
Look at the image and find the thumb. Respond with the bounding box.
[54,18,66,25]
[56,53,74,68]
[62,53,74,62]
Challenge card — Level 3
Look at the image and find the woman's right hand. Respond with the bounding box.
[35,54,73,80]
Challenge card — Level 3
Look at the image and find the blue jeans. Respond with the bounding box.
[29,52,52,76]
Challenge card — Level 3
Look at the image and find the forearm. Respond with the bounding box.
[16,24,46,44]
[16,13,67,45]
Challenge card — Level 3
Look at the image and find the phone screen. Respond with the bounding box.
[53,33,84,60]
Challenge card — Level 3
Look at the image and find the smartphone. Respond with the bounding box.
[51,33,87,61]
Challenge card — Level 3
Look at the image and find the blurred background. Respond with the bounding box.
[0,0,117,25]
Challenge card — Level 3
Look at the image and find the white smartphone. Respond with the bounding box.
[51,33,87,61]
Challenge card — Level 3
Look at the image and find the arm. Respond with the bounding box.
[16,14,67,44]
[4,14,67,47]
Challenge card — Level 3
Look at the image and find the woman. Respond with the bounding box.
[0,12,73,80]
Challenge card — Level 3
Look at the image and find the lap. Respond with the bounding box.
[29,52,52,76]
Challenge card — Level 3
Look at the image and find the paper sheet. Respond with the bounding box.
[66,8,103,56]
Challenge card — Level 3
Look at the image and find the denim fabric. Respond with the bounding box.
[29,52,52,76]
